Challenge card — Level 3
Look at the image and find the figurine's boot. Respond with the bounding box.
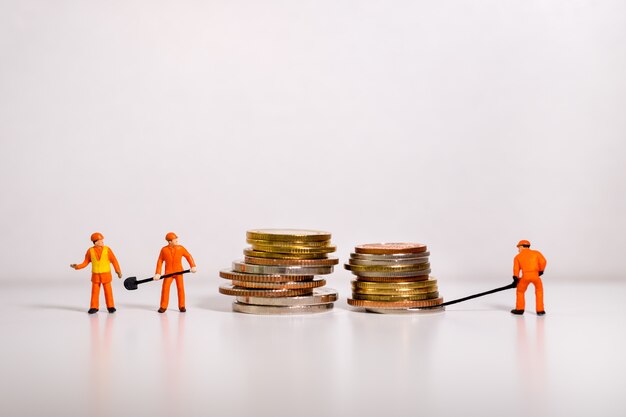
[537,310,546,316]
[510,309,524,315]
[88,308,98,314]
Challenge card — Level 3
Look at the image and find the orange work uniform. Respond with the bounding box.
[75,246,121,309]
[514,249,547,311]
[155,245,196,310]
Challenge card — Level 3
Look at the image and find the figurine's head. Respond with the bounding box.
[166,232,179,246]
[517,240,531,252]
[91,232,104,246]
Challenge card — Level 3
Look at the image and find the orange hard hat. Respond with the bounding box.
[517,240,531,247]
[165,232,178,241]
[91,232,104,242]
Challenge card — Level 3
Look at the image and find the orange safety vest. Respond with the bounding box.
[90,247,111,274]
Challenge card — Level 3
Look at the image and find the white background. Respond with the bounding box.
[1,0,625,282]
[1,1,626,417]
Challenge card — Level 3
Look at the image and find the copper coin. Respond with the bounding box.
[348,257,429,266]
[354,243,428,255]
[347,297,444,309]
[219,269,314,282]
[219,284,313,298]
[244,256,339,266]
[350,251,430,261]
[230,279,326,290]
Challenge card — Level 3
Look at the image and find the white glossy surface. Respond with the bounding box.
[1,278,625,417]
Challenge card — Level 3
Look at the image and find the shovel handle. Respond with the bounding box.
[426,279,518,309]
[135,269,191,286]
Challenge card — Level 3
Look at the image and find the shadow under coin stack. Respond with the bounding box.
[219,229,339,314]
[345,243,444,313]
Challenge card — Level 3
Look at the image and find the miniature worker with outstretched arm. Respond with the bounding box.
[71,232,123,314]
[154,232,197,313]
[511,240,547,316]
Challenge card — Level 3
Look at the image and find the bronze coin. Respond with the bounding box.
[354,243,428,255]
[219,284,313,298]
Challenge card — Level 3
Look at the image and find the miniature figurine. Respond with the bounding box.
[511,240,547,315]
[71,232,123,314]
[154,232,197,313]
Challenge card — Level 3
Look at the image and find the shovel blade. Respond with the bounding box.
[124,277,138,291]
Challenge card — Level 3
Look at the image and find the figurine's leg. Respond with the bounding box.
[103,282,115,309]
[160,277,173,309]
[175,275,185,309]
[90,283,101,310]
[516,279,530,311]
[534,278,544,312]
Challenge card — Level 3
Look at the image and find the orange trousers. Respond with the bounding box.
[516,274,544,311]
[90,282,114,309]
[160,276,185,309]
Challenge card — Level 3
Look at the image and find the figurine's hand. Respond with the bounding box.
[70,264,77,269]
[539,271,544,276]
[117,272,123,279]
[191,267,197,273]
[153,274,161,281]
[512,276,520,286]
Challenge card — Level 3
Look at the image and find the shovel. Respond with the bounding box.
[124,269,191,291]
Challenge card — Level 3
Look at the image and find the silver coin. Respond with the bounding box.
[354,269,432,278]
[365,306,445,314]
[348,257,429,266]
[232,301,334,315]
[236,288,339,306]
[350,251,430,261]
[232,261,334,276]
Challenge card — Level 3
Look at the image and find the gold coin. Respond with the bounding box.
[250,243,336,255]
[231,279,326,290]
[219,269,314,282]
[352,279,438,289]
[246,238,332,248]
[244,256,340,266]
[246,229,331,242]
[219,284,313,298]
[352,287,438,296]
[355,275,431,283]
[347,297,444,308]
[344,263,430,273]
[352,291,439,301]
[354,243,427,255]
[244,248,327,260]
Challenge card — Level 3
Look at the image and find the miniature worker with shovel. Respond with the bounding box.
[154,232,197,313]
[71,232,123,314]
[511,240,547,316]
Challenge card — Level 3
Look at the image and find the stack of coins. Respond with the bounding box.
[219,229,339,314]
[344,243,444,313]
